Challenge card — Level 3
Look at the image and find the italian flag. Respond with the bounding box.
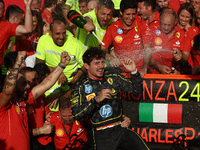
[139,103,182,124]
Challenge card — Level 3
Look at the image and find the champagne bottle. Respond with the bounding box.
[67,10,87,28]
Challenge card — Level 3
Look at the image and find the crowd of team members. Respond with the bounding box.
[1,0,200,149]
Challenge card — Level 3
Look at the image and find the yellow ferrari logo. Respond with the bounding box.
[135,26,138,32]
[107,78,113,85]
[15,106,20,114]
[176,32,180,38]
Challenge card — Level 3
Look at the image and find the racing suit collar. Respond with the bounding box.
[87,74,103,80]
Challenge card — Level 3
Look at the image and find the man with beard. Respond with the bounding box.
[44,97,88,149]
[76,0,114,50]
[0,51,71,150]
[70,47,149,150]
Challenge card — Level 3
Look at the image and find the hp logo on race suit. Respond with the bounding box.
[85,84,92,94]
[100,105,113,118]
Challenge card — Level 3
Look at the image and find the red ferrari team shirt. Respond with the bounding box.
[26,94,51,144]
[148,11,160,28]
[15,33,39,56]
[46,111,88,150]
[182,26,199,68]
[0,92,34,150]
[149,22,185,74]
[42,8,53,24]
[0,21,18,65]
[102,16,151,71]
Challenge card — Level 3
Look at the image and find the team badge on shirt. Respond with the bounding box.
[100,105,112,118]
[176,32,180,38]
[86,93,96,101]
[114,36,123,43]
[135,26,138,32]
[107,78,113,85]
[155,37,162,45]
[156,30,161,36]
[56,129,64,137]
[85,84,92,93]
[117,28,123,34]
[15,106,20,114]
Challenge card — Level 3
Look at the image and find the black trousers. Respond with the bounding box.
[90,125,149,150]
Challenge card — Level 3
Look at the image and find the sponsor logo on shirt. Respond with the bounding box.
[15,106,20,114]
[134,34,139,38]
[173,40,181,47]
[135,26,138,32]
[134,42,141,45]
[86,93,96,101]
[56,129,64,137]
[154,46,163,50]
[84,84,92,93]
[176,32,180,38]
[107,78,113,85]
[114,36,123,43]
[117,28,123,34]
[156,30,161,36]
[176,40,180,45]
[133,34,141,41]
[155,37,162,45]
[100,105,112,118]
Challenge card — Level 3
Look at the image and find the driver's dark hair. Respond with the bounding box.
[120,0,137,13]
[82,47,106,65]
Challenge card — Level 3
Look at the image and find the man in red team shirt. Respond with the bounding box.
[101,0,152,78]
[0,0,33,65]
[137,0,160,27]
[149,8,184,74]
[0,51,71,150]
[45,97,88,150]
[0,0,33,81]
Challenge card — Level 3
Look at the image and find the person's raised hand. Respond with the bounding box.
[16,51,27,66]
[60,52,71,67]
[122,57,136,72]
[24,0,33,7]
